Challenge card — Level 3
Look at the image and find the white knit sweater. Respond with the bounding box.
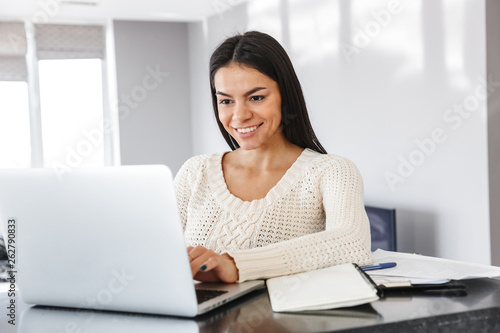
[174,148,372,282]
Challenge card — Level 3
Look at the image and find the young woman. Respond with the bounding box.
[174,31,372,283]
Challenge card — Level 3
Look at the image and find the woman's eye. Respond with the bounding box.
[219,99,231,105]
[250,95,264,102]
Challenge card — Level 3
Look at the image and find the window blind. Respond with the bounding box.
[0,22,27,81]
[35,24,105,60]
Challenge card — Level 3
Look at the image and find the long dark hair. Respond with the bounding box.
[209,31,327,154]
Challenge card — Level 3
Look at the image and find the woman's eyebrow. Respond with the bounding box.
[216,87,267,98]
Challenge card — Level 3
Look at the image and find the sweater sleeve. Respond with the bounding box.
[174,158,196,232]
[227,157,373,282]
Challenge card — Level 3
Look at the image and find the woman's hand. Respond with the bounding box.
[187,245,239,283]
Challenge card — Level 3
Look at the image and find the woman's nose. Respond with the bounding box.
[232,102,252,121]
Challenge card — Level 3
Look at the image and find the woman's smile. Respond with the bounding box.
[234,124,262,135]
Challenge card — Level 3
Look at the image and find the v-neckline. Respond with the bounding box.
[207,148,317,213]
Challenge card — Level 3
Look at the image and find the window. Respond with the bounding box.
[0,81,31,168]
[39,59,104,168]
[0,22,113,169]
[0,22,30,168]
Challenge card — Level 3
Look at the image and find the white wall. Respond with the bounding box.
[113,20,192,174]
[188,0,492,264]
[188,6,249,156]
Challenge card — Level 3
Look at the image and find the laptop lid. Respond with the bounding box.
[0,165,200,317]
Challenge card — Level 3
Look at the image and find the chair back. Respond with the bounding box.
[365,205,396,251]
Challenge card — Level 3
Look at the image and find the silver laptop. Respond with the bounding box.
[0,165,264,317]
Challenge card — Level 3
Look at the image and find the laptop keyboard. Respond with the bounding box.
[196,289,229,304]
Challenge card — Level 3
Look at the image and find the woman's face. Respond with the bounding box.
[214,63,284,151]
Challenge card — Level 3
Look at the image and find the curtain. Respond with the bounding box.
[0,22,27,81]
[35,24,105,60]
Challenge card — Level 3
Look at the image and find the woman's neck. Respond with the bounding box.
[227,137,304,172]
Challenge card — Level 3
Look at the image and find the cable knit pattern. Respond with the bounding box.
[174,148,372,282]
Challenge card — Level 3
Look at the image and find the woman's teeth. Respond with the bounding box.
[236,125,259,133]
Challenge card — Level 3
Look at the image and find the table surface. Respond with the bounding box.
[2,277,500,332]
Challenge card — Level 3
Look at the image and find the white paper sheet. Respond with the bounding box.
[367,249,500,281]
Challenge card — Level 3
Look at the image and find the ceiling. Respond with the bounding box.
[0,0,249,23]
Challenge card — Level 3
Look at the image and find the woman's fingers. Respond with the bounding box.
[199,256,219,272]
[187,245,208,264]
[196,253,238,283]
[188,246,215,275]
[186,246,238,283]
[186,246,193,261]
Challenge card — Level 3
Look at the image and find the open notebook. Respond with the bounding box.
[266,263,380,312]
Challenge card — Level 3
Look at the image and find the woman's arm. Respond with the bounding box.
[227,157,373,282]
[174,157,200,232]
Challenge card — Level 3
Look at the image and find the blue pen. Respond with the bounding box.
[361,262,397,271]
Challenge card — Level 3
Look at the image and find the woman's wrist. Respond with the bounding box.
[222,253,239,282]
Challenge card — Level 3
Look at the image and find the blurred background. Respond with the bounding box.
[0,0,499,266]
